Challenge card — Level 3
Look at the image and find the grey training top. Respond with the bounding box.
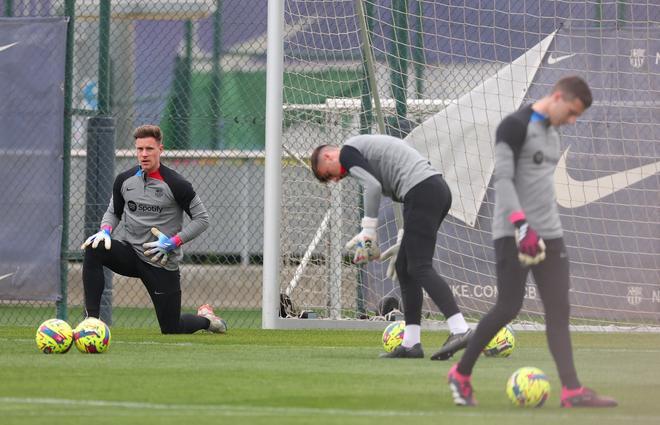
[101,164,210,271]
[492,105,563,240]
[341,135,440,218]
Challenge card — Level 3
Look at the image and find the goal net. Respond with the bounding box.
[271,1,659,330]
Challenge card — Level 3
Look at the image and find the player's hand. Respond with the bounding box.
[345,217,380,265]
[514,221,546,266]
[81,226,112,250]
[380,229,403,281]
[142,227,181,265]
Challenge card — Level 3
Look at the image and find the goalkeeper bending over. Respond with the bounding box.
[447,76,616,407]
[81,125,226,334]
[311,135,472,360]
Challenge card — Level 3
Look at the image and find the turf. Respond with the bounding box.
[1,327,659,424]
[0,306,263,329]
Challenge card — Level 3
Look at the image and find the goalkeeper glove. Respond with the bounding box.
[81,225,112,250]
[510,211,546,266]
[380,229,403,281]
[142,227,182,265]
[345,217,380,265]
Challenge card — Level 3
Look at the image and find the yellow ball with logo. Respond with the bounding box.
[506,367,550,407]
[73,317,111,353]
[483,325,516,357]
[382,320,405,353]
[35,318,73,354]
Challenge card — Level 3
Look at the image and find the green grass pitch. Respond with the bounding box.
[1,327,659,424]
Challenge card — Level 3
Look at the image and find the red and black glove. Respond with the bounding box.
[509,211,546,266]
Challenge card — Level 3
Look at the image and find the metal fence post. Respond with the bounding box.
[85,116,116,324]
[57,0,75,321]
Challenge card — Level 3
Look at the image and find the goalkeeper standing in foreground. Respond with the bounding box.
[311,135,472,360]
[81,125,226,334]
[447,76,617,407]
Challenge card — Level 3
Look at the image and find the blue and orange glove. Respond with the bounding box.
[81,225,112,250]
[509,211,546,266]
[345,217,380,265]
[142,227,182,265]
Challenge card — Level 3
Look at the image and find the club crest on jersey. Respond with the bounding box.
[533,151,544,164]
[154,188,163,198]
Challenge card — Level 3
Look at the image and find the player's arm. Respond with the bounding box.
[144,196,209,264]
[177,194,210,243]
[339,146,382,218]
[493,116,545,265]
[339,146,381,264]
[143,175,209,264]
[165,169,210,245]
[100,202,120,231]
[493,116,525,219]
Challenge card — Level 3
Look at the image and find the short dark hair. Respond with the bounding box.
[310,144,329,182]
[133,125,163,143]
[553,76,593,109]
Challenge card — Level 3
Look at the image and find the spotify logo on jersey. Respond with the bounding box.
[127,200,162,214]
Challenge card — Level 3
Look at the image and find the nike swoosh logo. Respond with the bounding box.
[547,53,576,65]
[0,42,18,53]
[0,272,15,282]
[555,147,660,209]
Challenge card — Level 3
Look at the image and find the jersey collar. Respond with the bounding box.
[136,167,164,181]
[530,110,551,127]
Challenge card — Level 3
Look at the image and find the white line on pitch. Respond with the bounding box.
[0,397,658,422]
[5,337,660,354]
[0,397,434,418]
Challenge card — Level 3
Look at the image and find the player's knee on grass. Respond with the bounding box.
[159,322,182,334]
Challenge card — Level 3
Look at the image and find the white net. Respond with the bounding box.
[277,0,660,330]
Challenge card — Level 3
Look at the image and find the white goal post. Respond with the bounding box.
[263,0,660,332]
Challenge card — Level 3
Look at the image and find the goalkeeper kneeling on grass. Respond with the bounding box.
[311,135,472,360]
[447,76,617,408]
[81,125,226,334]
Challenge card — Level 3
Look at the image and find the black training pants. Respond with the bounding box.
[457,237,579,388]
[395,175,461,325]
[83,240,208,334]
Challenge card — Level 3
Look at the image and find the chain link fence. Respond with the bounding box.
[2,1,658,331]
[1,0,269,329]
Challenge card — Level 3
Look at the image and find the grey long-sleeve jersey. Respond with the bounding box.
[341,135,440,218]
[101,164,210,271]
[492,105,563,240]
